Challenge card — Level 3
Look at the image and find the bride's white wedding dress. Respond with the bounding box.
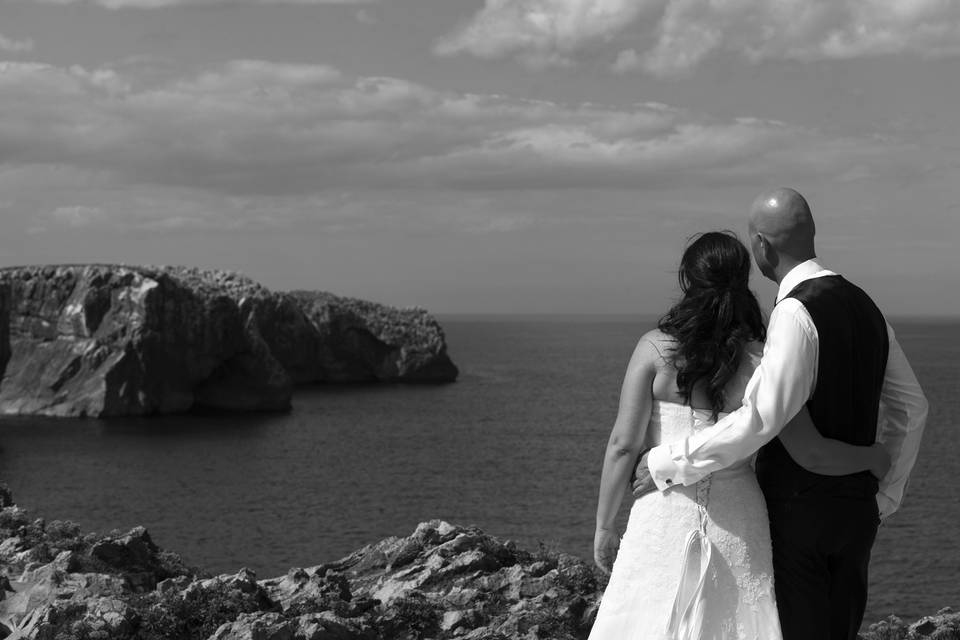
[588,400,783,640]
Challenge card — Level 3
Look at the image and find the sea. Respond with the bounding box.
[0,316,957,627]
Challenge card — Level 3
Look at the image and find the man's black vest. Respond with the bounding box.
[755,275,889,501]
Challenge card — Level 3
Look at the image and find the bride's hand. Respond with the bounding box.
[594,526,620,575]
[870,443,891,480]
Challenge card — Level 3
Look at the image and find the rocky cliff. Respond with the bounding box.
[0,490,954,640]
[0,284,10,384]
[288,291,459,384]
[0,265,458,417]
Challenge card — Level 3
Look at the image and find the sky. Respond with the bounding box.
[1,0,959,316]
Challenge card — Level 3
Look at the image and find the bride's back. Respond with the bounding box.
[644,328,763,415]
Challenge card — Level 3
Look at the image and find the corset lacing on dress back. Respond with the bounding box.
[658,402,732,640]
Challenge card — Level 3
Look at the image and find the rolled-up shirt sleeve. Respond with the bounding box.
[875,323,928,519]
[647,299,819,490]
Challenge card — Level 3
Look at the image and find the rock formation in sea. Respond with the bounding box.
[0,284,10,382]
[0,265,458,417]
[0,489,955,640]
[288,291,459,384]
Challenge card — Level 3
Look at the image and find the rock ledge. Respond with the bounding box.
[0,489,953,640]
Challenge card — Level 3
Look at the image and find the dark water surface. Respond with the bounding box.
[0,317,957,625]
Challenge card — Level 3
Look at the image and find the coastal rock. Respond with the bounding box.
[210,611,376,640]
[4,489,949,640]
[0,265,457,417]
[0,505,193,635]
[289,291,459,383]
[0,265,289,417]
[859,609,960,640]
[265,519,602,639]
[0,492,599,640]
[0,283,10,382]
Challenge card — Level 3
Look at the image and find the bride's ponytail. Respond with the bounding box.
[657,232,766,420]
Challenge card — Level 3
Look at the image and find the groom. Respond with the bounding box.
[631,188,928,640]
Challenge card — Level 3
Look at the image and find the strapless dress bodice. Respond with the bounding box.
[648,400,753,477]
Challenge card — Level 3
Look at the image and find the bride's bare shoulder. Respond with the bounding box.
[637,328,675,363]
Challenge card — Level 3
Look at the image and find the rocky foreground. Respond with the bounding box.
[0,490,955,640]
[0,265,458,417]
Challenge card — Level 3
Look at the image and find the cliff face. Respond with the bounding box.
[0,265,457,418]
[0,283,10,383]
[0,492,954,640]
[289,291,459,384]
[0,266,290,417]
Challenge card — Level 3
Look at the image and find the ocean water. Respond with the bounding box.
[0,316,957,626]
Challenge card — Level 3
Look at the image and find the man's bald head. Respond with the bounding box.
[747,188,817,282]
[749,187,816,260]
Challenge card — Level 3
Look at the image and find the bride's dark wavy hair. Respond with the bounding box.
[658,231,766,420]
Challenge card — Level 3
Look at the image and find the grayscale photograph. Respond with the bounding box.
[0,1,956,639]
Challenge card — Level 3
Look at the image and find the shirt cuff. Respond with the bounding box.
[876,492,897,521]
[647,443,678,492]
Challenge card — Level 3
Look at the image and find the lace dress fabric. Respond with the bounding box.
[588,401,783,640]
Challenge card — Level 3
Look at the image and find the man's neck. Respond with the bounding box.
[773,254,817,285]
[774,257,831,303]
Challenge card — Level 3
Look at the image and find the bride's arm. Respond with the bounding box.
[778,406,890,478]
[594,336,658,573]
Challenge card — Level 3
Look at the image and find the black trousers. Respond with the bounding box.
[766,497,879,640]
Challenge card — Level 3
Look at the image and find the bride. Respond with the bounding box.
[589,231,889,640]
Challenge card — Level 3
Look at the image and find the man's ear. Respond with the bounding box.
[759,234,779,270]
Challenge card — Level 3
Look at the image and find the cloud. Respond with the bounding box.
[611,48,640,73]
[0,33,35,53]
[355,8,376,23]
[435,0,656,69]
[0,56,919,233]
[29,0,371,6]
[49,205,107,227]
[437,0,960,75]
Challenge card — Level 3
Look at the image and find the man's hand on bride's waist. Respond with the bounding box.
[631,448,659,499]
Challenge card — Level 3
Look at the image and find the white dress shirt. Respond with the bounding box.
[647,259,929,519]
